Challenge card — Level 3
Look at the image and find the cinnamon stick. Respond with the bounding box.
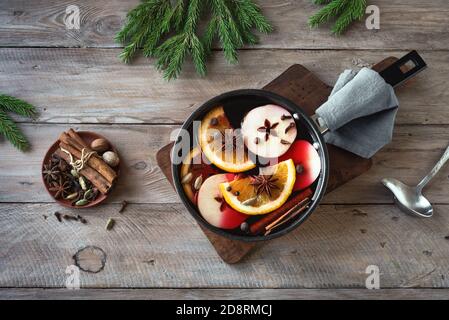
[264,200,310,236]
[68,128,89,149]
[54,148,111,195]
[59,132,117,184]
[250,188,313,235]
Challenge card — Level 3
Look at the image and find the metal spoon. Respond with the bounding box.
[382,144,449,218]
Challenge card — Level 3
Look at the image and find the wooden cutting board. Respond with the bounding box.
[157,57,398,264]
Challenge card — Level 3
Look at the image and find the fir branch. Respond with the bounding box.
[309,0,367,35]
[231,0,273,33]
[332,0,366,34]
[0,94,38,119]
[0,109,29,151]
[116,0,273,80]
[309,0,349,27]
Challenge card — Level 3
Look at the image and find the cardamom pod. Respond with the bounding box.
[181,172,193,184]
[84,189,93,200]
[105,218,115,230]
[75,199,89,206]
[71,169,79,178]
[79,176,87,190]
[194,175,203,190]
[65,192,79,200]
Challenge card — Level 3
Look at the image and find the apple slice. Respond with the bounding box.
[198,174,248,229]
[279,140,321,191]
[241,104,297,158]
[180,146,220,204]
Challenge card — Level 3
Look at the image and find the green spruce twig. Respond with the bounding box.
[0,109,29,151]
[0,94,38,119]
[309,0,367,35]
[116,0,273,80]
[0,94,38,152]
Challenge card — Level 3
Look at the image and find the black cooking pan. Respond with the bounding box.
[172,51,427,242]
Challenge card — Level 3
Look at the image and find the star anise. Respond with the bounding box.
[42,162,61,184]
[257,119,279,141]
[250,174,280,198]
[49,176,71,199]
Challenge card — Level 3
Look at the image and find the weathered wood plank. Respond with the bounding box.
[0,49,446,125]
[0,0,448,50]
[1,203,449,288]
[2,288,449,300]
[1,124,449,204]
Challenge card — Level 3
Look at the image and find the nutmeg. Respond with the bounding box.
[90,138,109,153]
[102,151,120,167]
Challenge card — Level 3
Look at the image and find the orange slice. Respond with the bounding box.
[219,159,296,215]
[199,106,255,173]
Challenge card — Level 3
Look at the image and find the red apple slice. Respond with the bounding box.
[197,174,248,229]
[279,140,321,191]
[241,104,297,158]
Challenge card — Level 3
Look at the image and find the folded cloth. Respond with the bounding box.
[315,67,399,158]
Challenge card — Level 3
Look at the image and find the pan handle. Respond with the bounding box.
[379,50,427,88]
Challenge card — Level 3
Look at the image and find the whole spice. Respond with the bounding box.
[105,218,115,230]
[119,200,128,213]
[79,176,87,191]
[75,199,89,207]
[77,215,87,224]
[102,151,120,167]
[194,175,203,190]
[90,138,109,153]
[65,192,79,200]
[214,196,226,212]
[49,177,71,199]
[54,211,62,222]
[284,122,295,134]
[257,119,279,141]
[42,162,60,184]
[83,189,93,200]
[63,214,78,221]
[240,222,249,233]
[250,175,279,198]
[250,188,313,235]
[181,172,193,184]
[71,169,79,178]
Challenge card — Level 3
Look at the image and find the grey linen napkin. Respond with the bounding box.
[315,67,399,158]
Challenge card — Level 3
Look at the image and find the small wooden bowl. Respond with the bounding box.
[42,131,120,208]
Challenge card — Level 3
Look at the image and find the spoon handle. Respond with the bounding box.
[417,144,449,191]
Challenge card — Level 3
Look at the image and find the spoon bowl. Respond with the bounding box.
[381,143,449,219]
[382,178,433,218]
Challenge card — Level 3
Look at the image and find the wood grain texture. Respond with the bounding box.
[2,288,449,300]
[0,49,445,125]
[1,203,449,288]
[2,124,449,205]
[0,1,448,50]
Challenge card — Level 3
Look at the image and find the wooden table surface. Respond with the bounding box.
[1,0,449,300]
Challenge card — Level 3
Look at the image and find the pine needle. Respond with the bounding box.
[0,109,29,151]
[0,94,38,119]
[116,0,273,80]
[309,0,367,35]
